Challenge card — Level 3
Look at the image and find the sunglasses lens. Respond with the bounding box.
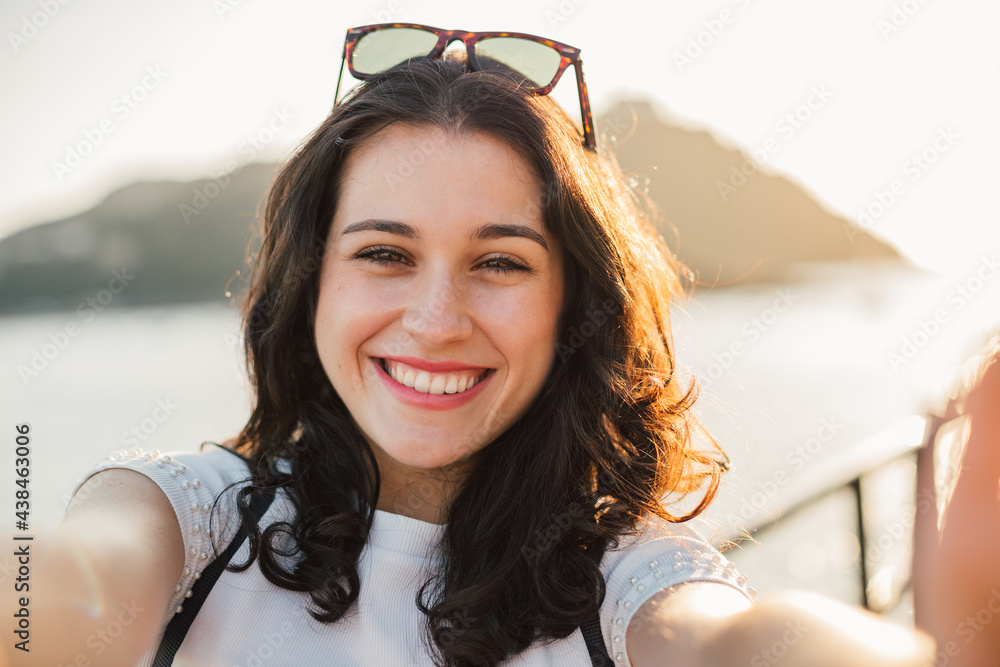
[353,27,440,75]
[474,37,562,88]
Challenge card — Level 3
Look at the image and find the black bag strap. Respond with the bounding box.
[152,479,276,666]
[581,612,615,666]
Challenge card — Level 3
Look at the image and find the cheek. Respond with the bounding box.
[487,288,562,375]
[314,269,381,368]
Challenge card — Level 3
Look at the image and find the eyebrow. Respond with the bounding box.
[340,219,549,251]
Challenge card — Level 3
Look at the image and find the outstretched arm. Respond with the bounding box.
[0,468,184,667]
[626,582,935,667]
[919,350,1000,665]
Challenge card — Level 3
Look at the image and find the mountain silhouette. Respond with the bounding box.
[596,99,900,288]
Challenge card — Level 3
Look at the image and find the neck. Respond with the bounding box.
[369,448,470,525]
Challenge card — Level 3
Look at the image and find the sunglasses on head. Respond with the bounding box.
[333,22,597,151]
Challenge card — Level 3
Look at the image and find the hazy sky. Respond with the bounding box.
[1,0,997,274]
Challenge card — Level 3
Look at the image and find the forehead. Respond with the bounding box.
[332,124,547,234]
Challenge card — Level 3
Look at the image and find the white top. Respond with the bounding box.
[70,444,755,666]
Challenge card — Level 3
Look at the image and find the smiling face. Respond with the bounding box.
[314,123,564,503]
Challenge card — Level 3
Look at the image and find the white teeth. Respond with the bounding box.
[401,369,416,388]
[383,359,486,396]
[429,375,447,395]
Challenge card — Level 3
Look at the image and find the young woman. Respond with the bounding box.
[10,24,935,667]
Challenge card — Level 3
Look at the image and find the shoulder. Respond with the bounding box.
[69,444,256,529]
[68,444,266,628]
[595,516,755,664]
[599,516,754,600]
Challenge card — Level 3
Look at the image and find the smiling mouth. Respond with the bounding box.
[377,358,493,395]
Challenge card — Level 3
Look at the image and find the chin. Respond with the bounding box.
[378,433,483,470]
[389,446,470,471]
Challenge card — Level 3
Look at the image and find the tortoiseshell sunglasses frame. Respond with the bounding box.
[333,22,596,151]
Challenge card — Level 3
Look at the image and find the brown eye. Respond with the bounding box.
[353,246,409,266]
[480,255,530,275]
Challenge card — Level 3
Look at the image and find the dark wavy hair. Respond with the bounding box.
[217,51,727,667]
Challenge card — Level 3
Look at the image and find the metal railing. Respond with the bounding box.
[732,413,940,612]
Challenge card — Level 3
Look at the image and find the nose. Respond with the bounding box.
[400,270,473,348]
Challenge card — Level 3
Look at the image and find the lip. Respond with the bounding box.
[373,357,493,411]
[379,355,492,373]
